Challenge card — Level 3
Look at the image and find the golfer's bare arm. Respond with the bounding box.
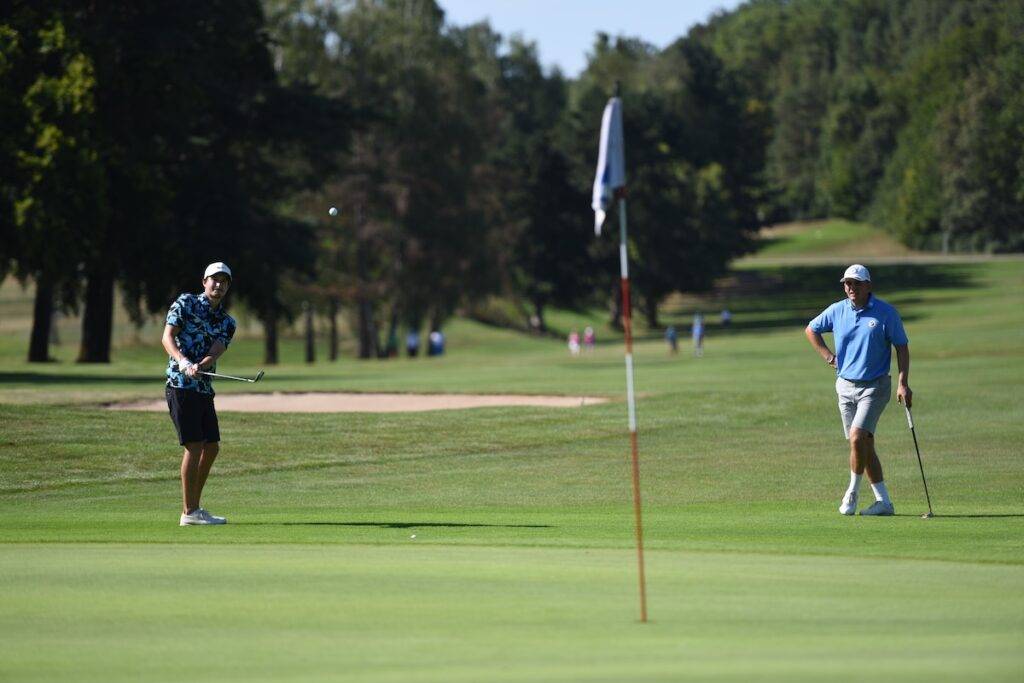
[197,341,227,370]
[895,344,912,407]
[805,326,837,367]
[162,324,186,364]
[162,325,226,377]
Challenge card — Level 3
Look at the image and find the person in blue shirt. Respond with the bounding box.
[805,264,912,516]
[161,262,237,526]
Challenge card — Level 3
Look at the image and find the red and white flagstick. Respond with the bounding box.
[617,192,647,623]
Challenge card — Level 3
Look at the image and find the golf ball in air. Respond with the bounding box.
[410,534,416,539]
[328,206,338,216]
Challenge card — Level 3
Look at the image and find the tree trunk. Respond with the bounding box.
[303,301,315,363]
[608,281,623,330]
[532,298,547,333]
[644,293,659,329]
[263,308,279,365]
[328,297,339,361]
[28,273,55,362]
[384,309,399,357]
[77,269,114,363]
[357,298,378,359]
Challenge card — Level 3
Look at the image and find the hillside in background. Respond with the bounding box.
[697,0,1024,252]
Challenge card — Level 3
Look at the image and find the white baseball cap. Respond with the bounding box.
[840,264,870,282]
[203,262,232,280]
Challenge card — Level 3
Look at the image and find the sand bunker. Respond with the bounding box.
[111,392,608,413]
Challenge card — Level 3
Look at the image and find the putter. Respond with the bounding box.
[904,405,935,519]
[200,369,265,383]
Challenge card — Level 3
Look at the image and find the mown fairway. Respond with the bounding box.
[1,257,1022,682]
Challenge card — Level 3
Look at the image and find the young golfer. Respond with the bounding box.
[161,262,237,525]
[805,264,911,516]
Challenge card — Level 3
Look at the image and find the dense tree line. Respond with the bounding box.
[3,0,1020,363]
[2,1,344,363]
[699,0,1024,251]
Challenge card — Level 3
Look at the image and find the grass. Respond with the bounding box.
[1,253,1023,681]
[740,219,916,262]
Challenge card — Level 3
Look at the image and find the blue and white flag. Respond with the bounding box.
[591,97,626,236]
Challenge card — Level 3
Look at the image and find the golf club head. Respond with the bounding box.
[253,370,265,383]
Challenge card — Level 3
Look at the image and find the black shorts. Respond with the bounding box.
[166,386,220,445]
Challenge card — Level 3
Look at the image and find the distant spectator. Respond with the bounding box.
[692,312,705,357]
[583,326,596,352]
[428,330,445,356]
[568,329,581,357]
[721,308,732,329]
[406,329,420,357]
[665,325,678,354]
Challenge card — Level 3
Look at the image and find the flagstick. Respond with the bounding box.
[618,197,648,623]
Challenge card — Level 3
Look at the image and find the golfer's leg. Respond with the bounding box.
[196,442,219,504]
[181,442,203,513]
[837,383,858,471]
[850,428,882,481]
[849,428,872,475]
[865,437,883,483]
[852,377,891,505]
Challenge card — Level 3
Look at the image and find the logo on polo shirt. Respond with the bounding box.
[868,320,877,328]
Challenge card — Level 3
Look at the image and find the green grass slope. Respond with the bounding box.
[743,219,917,261]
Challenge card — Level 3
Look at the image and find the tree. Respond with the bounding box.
[1,1,344,364]
[269,0,499,357]
[569,35,762,326]
[459,33,593,331]
[1,6,100,362]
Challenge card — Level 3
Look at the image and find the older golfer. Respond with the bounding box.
[805,264,911,516]
[161,262,237,526]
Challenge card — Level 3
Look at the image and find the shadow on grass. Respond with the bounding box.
[236,521,554,529]
[652,263,978,338]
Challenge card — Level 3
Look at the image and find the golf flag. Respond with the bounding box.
[591,97,625,236]
[592,93,647,624]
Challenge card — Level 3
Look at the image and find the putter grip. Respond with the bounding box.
[904,406,914,429]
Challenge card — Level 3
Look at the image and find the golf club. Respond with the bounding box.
[904,405,935,519]
[200,369,265,383]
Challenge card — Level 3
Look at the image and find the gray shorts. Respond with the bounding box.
[836,375,891,439]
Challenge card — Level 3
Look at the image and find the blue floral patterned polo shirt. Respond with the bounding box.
[165,293,237,395]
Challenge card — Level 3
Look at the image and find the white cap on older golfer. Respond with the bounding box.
[840,264,870,282]
[204,262,232,280]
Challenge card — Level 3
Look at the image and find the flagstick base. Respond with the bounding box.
[630,429,647,623]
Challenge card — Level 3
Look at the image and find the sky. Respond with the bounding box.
[438,0,746,78]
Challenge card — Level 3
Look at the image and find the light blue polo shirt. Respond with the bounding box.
[809,294,908,381]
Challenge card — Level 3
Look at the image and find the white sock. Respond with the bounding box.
[847,471,862,494]
[871,480,891,503]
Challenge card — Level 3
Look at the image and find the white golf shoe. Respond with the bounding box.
[839,490,858,515]
[197,508,227,524]
[859,500,895,516]
[179,508,226,526]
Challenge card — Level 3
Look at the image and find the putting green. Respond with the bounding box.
[1,543,1021,683]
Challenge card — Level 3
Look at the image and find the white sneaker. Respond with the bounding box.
[197,508,227,525]
[179,510,215,526]
[839,490,858,515]
[860,500,895,516]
